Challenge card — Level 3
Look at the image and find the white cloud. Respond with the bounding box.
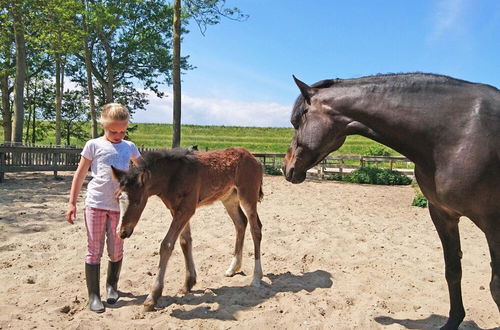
[132,90,293,128]
[429,0,468,42]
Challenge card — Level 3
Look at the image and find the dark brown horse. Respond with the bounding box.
[111,147,264,311]
[283,73,499,330]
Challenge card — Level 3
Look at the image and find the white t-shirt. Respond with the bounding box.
[81,138,141,211]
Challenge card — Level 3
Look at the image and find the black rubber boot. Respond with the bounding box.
[85,263,105,313]
[106,259,122,304]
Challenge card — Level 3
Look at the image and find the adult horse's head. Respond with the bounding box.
[111,164,150,239]
[283,76,347,183]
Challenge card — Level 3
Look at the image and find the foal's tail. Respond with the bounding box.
[258,180,264,202]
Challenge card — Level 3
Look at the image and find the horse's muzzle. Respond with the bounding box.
[283,165,306,184]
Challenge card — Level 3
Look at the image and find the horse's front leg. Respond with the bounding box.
[179,223,196,294]
[428,203,465,330]
[143,207,195,312]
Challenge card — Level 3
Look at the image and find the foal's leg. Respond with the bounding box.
[240,200,263,287]
[485,220,500,311]
[222,193,248,277]
[428,203,465,330]
[143,206,195,312]
[179,223,197,294]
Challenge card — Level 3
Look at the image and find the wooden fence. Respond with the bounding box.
[0,145,414,182]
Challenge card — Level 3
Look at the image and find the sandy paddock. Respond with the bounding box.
[0,172,498,329]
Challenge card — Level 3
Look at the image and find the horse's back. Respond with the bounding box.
[194,148,262,204]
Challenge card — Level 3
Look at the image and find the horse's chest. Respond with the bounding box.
[431,165,500,215]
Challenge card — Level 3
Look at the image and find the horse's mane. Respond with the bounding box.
[291,73,498,123]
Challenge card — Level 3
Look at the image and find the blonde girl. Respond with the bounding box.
[66,103,141,312]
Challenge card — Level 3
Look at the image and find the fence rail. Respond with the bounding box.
[0,145,414,182]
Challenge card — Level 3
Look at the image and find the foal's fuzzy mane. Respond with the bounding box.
[140,148,197,169]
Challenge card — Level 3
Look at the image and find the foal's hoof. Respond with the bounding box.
[251,279,262,288]
[179,277,197,295]
[224,269,236,277]
[143,300,156,312]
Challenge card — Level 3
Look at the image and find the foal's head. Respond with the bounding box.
[111,148,197,239]
[111,165,150,239]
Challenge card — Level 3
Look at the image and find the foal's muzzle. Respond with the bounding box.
[119,227,133,239]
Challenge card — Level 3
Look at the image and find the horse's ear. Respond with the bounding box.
[138,169,151,187]
[293,75,315,105]
[111,166,127,181]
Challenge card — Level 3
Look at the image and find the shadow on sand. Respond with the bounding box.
[375,314,491,330]
[0,172,84,232]
[109,270,332,320]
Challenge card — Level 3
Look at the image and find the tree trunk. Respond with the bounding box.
[82,0,98,137]
[55,54,62,145]
[31,77,37,144]
[31,91,36,144]
[24,77,31,144]
[66,122,71,146]
[84,40,98,137]
[0,74,12,143]
[102,34,114,103]
[11,7,26,144]
[172,0,181,148]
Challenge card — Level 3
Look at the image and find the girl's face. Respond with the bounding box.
[103,120,128,143]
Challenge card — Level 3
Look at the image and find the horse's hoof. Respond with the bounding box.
[439,316,463,330]
[224,270,236,277]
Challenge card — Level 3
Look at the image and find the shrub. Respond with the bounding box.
[264,165,282,176]
[412,194,428,208]
[326,173,344,181]
[343,167,412,185]
[363,146,392,156]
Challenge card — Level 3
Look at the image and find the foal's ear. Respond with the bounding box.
[111,166,127,181]
[293,75,315,105]
[138,169,151,187]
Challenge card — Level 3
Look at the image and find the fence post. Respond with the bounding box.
[53,150,58,178]
[0,149,4,183]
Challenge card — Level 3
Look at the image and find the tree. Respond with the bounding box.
[81,0,98,138]
[8,0,27,143]
[31,0,84,145]
[71,0,186,116]
[170,0,247,147]
[0,5,15,143]
[61,89,91,145]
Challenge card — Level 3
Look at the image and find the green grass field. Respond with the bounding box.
[0,122,396,155]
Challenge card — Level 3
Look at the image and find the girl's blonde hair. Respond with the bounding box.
[99,103,130,126]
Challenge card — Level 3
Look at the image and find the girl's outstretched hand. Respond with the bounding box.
[66,204,76,224]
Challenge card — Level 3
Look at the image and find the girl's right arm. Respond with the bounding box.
[66,156,92,224]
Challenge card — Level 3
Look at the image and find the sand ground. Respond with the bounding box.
[0,172,498,329]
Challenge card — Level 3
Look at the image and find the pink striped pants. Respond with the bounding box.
[84,207,123,264]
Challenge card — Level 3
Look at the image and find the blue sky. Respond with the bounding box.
[133,0,500,127]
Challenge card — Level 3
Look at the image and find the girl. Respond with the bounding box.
[66,103,141,313]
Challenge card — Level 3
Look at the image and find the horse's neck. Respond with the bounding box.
[334,85,449,163]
